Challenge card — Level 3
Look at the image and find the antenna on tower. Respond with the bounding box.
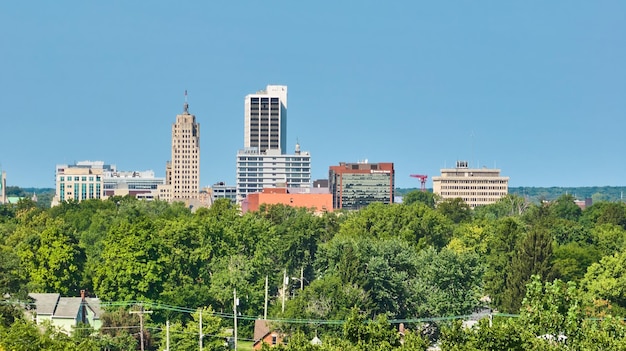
[470,130,475,169]
[183,90,189,114]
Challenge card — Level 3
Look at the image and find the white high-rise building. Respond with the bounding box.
[236,85,311,202]
[244,85,287,153]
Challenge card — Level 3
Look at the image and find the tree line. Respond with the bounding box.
[2,191,626,350]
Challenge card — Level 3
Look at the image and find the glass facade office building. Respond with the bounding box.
[329,162,395,210]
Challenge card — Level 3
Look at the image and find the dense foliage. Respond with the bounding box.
[1,192,626,350]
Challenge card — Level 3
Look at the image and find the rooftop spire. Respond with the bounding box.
[183,90,189,114]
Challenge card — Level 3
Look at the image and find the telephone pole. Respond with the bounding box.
[264,275,268,320]
[282,269,287,313]
[129,305,153,351]
[234,289,239,351]
[199,309,204,351]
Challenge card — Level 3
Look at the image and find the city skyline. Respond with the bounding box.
[1,2,624,189]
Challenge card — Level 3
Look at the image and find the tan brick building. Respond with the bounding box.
[160,93,201,203]
[432,161,509,208]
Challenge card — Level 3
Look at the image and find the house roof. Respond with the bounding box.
[28,293,102,320]
[54,297,83,318]
[253,319,271,342]
[85,298,103,319]
[28,293,60,315]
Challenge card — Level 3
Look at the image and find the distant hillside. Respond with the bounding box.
[396,186,626,203]
[5,186,55,208]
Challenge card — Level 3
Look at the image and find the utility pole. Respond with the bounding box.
[264,275,268,320]
[166,320,170,351]
[282,269,287,313]
[300,266,304,291]
[234,288,239,351]
[199,309,203,351]
[129,305,153,351]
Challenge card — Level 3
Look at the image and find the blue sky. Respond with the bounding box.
[1,1,624,189]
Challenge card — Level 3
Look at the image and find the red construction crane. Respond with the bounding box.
[410,174,428,191]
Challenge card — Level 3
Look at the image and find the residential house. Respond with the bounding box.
[253,319,286,350]
[28,290,102,334]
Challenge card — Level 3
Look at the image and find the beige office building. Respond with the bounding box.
[51,162,105,206]
[432,161,509,208]
[161,95,201,202]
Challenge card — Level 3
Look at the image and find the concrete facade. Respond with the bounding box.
[432,161,509,208]
[103,169,164,199]
[236,146,311,202]
[210,181,237,204]
[165,95,201,202]
[52,161,164,206]
[52,161,106,206]
[237,85,311,202]
[241,187,332,214]
[244,85,287,153]
[329,161,395,210]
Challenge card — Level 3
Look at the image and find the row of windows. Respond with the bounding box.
[237,160,310,166]
[238,168,311,173]
[59,183,101,202]
[237,179,310,184]
[174,138,198,143]
[441,186,507,190]
[439,180,507,184]
[238,164,311,168]
[441,192,507,197]
[59,176,101,181]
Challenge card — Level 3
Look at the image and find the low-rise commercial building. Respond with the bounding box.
[241,187,332,214]
[432,160,509,208]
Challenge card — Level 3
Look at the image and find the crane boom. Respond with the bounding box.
[410,174,428,191]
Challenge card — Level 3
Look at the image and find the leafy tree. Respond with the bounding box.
[93,219,165,301]
[338,202,452,249]
[519,276,586,343]
[402,191,437,208]
[16,216,84,295]
[581,201,626,229]
[315,236,420,318]
[281,274,369,323]
[591,223,626,256]
[551,219,591,246]
[99,308,142,349]
[0,245,27,299]
[161,306,227,351]
[552,242,600,282]
[474,194,531,220]
[412,247,484,317]
[446,221,493,255]
[549,194,582,221]
[439,317,529,351]
[342,307,400,350]
[436,198,471,224]
[581,249,626,314]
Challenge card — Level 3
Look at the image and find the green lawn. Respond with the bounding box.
[236,340,254,351]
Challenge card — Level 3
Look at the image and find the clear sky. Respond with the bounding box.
[1,1,624,189]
